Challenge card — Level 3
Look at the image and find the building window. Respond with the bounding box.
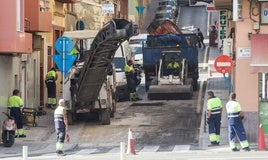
[67,3,74,12]
[259,73,268,101]
[16,0,22,31]
[40,0,50,12]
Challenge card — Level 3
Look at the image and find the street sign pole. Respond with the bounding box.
[223,73,233,93]
[54,36,76,102]
[62,37,66,100]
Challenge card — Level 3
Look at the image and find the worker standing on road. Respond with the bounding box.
[54,99,69,156]
[226,92,251,152]
[124,59,140,101]
[45,68,58,109]
[206,91,222,146]
[7,89,26,138]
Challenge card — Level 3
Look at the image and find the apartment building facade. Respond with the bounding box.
[214,0,268,141]
[0,0,140,124]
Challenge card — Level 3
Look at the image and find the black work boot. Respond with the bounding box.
[242,147,251,152]
[232,147,240,152]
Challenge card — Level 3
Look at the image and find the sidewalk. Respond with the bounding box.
[198,46,259,151]
[0,109,77,159]
[198,46,230,150]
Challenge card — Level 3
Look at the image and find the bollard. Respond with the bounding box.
[22,146,28,160]
[120,142,126,160]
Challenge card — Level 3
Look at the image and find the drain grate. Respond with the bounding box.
[131,102,164,107]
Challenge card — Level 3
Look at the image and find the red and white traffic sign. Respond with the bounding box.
[206,4,215,12]
[214,55,233,73]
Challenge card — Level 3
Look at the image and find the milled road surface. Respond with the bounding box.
[76,91,201,150]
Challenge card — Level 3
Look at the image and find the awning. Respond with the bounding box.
[250,34,268,73]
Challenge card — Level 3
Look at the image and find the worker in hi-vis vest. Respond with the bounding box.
[45,67,58,108]
[206,91,222,146]
[7,89,26,138]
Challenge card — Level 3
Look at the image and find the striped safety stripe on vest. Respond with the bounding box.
[228,112,240,118]
[211,107,221,115]
[54,114,65,128]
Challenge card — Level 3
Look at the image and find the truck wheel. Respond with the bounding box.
[67,111,74,125]
[193,79,198,91]
[99,109,111,125]
[110,101,116,118]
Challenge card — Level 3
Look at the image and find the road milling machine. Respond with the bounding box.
[143,20,199,100]
[63,19,138,124]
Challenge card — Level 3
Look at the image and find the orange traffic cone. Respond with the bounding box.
[258,124,266,151]
[126,128,136,155]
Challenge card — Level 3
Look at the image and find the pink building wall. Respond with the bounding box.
[235,21,258,112]
[233,0,268,112]
[0,0,32,53]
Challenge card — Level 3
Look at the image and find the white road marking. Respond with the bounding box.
[139,146,159,152]
[172,145,191,152]
[75,148,99,155]
[108,147,120,153]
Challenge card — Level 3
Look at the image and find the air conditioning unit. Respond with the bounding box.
[222,38,233,57]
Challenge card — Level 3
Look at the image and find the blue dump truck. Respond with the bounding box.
[143,33,199,100]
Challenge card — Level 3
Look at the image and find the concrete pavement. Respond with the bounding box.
[0,109,78,159]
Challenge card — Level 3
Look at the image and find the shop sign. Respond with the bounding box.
[219,10,227,49]
[102,4,114,14]
[237,47,251,59]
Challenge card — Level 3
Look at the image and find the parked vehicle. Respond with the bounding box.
[196,0,212,4]
[130,44,143,68]
[177,0,197,6]
[129,34,148,68]
[154,10,175,22]
[143,21,199,100]
[2,112,16,147]
[62,19,138,124]
[159,0,177,11]
[157,5,175,14]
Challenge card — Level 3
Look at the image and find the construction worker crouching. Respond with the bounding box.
[124,59,141,101]
[45,68,58,109]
